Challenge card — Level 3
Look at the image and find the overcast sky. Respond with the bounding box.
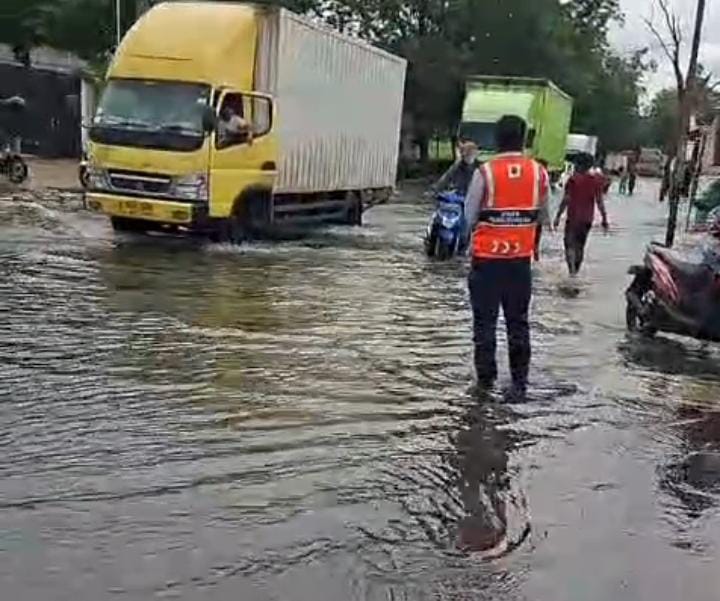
[611,0,720,98]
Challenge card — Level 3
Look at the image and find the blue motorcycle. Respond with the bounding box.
[425,190,467,259]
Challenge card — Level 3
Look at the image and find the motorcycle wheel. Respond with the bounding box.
[425,224,439,258]
[625,298,657,337]
[626,301,640,332]
[8,157,28,184]
[79,165,90,189]
[436,238,454,261]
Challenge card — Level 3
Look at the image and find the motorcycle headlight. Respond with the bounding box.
[87,166,110,191]
[441,214,460,229]
[174,173,208,202]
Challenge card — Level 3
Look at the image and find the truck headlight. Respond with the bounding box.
[174,173,208,202]
[87,167,110,191]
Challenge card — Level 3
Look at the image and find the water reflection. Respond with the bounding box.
[619,334,720,383]
[620,333,720,551]
[449,396,530,559]
[662,382,720,506]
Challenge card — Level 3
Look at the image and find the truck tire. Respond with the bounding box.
[245,193,272,234]
[8,156,28,184]
[210,215,246,244]
[111,217,147,233]
[211,193,271,244]
[345,192,363,226]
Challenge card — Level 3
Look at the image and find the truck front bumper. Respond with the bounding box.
[86,193,197,225]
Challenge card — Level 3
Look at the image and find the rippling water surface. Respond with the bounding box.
[3,182,720,600]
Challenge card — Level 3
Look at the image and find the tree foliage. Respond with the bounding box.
[0,0,650,152]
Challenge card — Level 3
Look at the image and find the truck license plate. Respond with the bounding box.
[118,200,154,217]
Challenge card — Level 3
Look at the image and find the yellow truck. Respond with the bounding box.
[85,2,407,240]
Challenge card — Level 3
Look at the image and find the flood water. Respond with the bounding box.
[2,182,720,600]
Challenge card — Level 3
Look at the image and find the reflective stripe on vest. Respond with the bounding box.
[472,155,542,260]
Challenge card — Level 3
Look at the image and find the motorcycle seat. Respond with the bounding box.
[653,246,712,289]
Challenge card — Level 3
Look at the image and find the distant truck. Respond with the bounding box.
[458,76,573,175]
[566,134,598,159]
[85,2,407,238]
[636,148,665,178]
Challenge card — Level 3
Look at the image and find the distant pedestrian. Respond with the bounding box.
[627,159,638,196]
[553,153,609,276]
[618,167,629,195]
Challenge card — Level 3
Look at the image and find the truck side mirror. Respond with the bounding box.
[202,106,217,133]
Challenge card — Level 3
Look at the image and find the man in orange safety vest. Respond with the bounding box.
[464,115,551,401]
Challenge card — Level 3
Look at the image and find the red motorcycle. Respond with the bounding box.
[626,226,720,342]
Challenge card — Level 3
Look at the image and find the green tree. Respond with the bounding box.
[0,0,53,64]
[644,89,679,151]
[0,0,650,155]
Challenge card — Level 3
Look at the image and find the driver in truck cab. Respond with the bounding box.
[218,100,250,144]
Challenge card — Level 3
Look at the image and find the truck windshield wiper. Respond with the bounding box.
[158,124,203,136]
[96,117,156,130]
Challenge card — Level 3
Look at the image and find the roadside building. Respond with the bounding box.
[0,45,88,158]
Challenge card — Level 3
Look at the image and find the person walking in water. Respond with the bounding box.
[464,116,550,400]
[627,156,638,196]
[618,166,629,195]
[553,152,609,276]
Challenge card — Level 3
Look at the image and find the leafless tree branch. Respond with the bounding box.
[644,0,686,94]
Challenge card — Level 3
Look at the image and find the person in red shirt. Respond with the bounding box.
[553,153,609,276]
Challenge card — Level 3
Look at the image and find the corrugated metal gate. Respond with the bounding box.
[0,63,81,158]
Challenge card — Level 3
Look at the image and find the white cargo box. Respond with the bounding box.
[566,134,598,157]
[255,9,407,194]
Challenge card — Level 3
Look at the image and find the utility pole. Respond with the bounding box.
[116,0,122,47]
[666,0,706,247]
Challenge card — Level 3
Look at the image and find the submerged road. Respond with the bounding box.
[2,180,720,600]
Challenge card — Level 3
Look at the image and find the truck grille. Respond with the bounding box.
[108,170,172,196]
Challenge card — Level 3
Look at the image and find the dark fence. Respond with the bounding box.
[0,63,81,158]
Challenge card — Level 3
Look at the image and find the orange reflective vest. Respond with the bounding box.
[472,154,547,260]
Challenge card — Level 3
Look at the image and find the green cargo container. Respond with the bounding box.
[459,76,574,173]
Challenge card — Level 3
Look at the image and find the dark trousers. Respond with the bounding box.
[563,222,592,275]
[469,259,532,386]
[628,174,637,196]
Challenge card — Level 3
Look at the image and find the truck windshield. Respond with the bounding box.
[90,79,211,152]
[458,122,497,152]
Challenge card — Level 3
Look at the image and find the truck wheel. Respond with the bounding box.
[8,157,28,184]
[210,216,247,244]
[111,217,147,233]
[245,194,272,235]
[345,192,363,226]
